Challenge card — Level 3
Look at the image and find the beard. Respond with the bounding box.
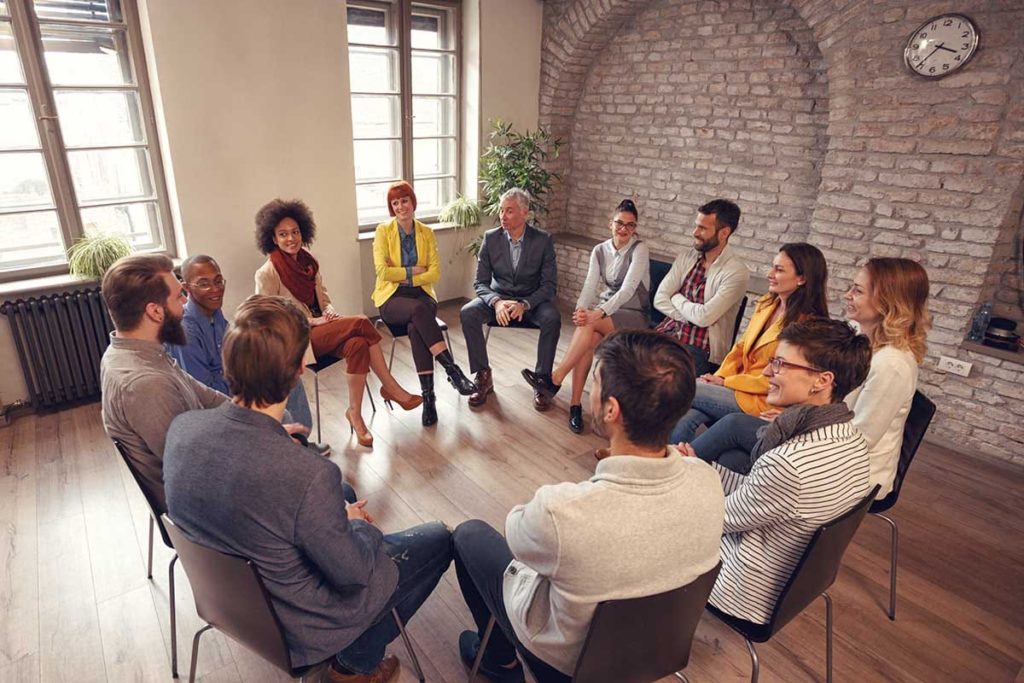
[694,232,720,253]
[158,306,188,346]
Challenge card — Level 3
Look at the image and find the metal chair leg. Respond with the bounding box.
[744,638,759,683]
[188,624,213,683]
[388,337,397,371]
[673,671,690,682]
[313,371,321,443]
[468,616,496,683]
[823,591,834,683]
[875,512,899,620]
[484,326,491,343]
[366,380,377,413]
[169,554,179,678]
[392,609,425,683]
[147,515,154,579]
[443,327,452,350]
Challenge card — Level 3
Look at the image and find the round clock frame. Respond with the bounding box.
[903,13,980,80]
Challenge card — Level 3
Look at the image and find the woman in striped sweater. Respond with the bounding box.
[687,318,873,625]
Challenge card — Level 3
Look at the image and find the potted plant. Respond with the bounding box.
[67,232,133,279]
[439,192,483,256]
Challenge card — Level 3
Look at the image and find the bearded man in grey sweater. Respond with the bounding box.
[451,329,725,682]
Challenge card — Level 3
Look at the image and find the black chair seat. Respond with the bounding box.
[704,605,773,642]
[306,355,344,374]
[486,318,540,330]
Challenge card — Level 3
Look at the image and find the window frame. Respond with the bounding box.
[1,0,174,283]
[346,0,461,233]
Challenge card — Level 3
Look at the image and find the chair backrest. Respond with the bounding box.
[871,390,935,513]
[571,562,721,683]
[730,295,748,345]
[162,515,294,674]
[766,485,880,637]
[112,439,173,548]
[648,258,673,326]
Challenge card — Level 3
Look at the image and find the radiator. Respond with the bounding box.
[1,287,114,409]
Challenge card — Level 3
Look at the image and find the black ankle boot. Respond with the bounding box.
[436,350,477,396]
[420,374,437,426]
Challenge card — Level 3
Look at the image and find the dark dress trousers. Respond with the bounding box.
[460,224,561,374]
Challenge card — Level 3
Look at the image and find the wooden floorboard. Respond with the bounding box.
[1,300,1021,682]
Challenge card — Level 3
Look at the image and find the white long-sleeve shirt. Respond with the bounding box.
[576,237,651,317]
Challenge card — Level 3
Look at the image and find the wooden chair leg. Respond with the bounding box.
[468,616,496,683]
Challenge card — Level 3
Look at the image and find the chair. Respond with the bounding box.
[112,439,180,678]
[868,390,936,620]
[730,295,748,346]
[483,317,540,344]
[706,485,881,683]
[374,316,453,371]
[648,257,674,327]
[305,357,376,443]
[469,562,721,683]
[163,515,426,683]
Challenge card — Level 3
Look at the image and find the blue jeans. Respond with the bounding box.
[669,381,743,444]
[334,522,453,674]
[690,412,768,474]
[286,382,313,430]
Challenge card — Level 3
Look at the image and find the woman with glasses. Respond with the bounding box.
[521,198,650,434]
[254,198,421,449]
[372,180,476,428]
[668,242,829,445]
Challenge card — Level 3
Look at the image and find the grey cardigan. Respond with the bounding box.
[164,403,399,667]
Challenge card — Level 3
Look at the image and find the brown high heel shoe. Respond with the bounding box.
[345,408,374,448]
[379,387,423,411]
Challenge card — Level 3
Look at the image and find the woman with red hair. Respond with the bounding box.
[372,181,476,427]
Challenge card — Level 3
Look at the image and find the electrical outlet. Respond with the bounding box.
[937,355,972,377]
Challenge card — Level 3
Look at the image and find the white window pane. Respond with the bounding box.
[412,96,455,137]
[410,176,455,217]
[41,26,133,87]
[0,210,65,271]
[80,201,160,249]
[1,3,8,17]
[413,137,455,177]
[355,181,395,226]
[34,0,123,22]
[1,23,25,83]
[353,139,401,184]
[68,147,153,204]
[411,52,455,95]
[347,6,392,46]
[55,90,144,147]
[348,46,398,93]
[0,89,40,149]
[0,152,54,210]
[351,94,400,139]
[411,9,453,50]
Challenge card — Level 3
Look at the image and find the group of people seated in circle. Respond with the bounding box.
[97,180,931,683]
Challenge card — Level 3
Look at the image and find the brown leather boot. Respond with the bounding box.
[468,368,494,407]
[325,655,400,683]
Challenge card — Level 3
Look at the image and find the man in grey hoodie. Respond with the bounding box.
[451,329,725,682]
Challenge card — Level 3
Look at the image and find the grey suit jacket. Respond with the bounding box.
[474,224,558,309]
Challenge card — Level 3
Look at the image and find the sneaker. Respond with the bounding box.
[458,630,525,683]
[307,441,332,457]
[325,655,400,683]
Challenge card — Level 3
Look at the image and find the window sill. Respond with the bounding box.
[356,221,477,242]
[0,256,183,300]
[962,340,1024,366]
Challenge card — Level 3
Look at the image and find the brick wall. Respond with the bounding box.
[540,0,1024,465]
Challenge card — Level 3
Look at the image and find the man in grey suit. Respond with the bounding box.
[460,188,561,410]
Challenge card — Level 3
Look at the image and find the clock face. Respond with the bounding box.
[904,14,979,79]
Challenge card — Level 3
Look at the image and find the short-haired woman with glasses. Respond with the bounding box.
[521,198,650,434]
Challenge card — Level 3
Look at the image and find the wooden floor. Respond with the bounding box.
[1,300,1022,683]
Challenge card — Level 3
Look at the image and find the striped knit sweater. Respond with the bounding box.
[709,421,871,624]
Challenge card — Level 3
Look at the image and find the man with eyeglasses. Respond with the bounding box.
[168,255,330,456]
[653,199,749,375]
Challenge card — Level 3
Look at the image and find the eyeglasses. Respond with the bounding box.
[187,277,227,291]
[767,356,825,374]
[612,219,638,230]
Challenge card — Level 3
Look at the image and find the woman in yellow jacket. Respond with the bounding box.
[669,242,829,444]
[373,181,476,426]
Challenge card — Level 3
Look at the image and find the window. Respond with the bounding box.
[0,0,172,280]
[346,0,459,230]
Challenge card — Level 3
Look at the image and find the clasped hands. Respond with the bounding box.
[309,304,340,327]
[572,308,605,327]
[494,299,526,326]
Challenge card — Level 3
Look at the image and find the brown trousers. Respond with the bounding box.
[310,316,382,375]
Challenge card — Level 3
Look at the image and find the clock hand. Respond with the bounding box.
[935,43,957,53]
[918,45,941,66]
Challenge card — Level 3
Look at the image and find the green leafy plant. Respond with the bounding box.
[478,119,563,224]
[67,232,133,278]
[439,193,484,257]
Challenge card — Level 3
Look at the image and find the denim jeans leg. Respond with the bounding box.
[690,412,768,473]
[334,522,453,674]
[285,382,313,430]
[669,382,744,444]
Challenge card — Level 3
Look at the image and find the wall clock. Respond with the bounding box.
[904,13,979,79]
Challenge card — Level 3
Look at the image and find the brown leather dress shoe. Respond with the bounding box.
[468,368,494,407]
[326,655,400,683]
[533,390,552,412]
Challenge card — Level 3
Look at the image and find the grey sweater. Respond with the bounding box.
[503,449,725,674]
[164,403,399,667]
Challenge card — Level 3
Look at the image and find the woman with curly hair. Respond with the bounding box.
[254,198,421,448]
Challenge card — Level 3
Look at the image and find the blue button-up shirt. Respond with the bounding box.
[399,228,418,281]
[166,298,230,393]
[506,231,524,273]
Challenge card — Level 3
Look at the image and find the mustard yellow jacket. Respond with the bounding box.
[715,294,782,416]
[371,219,440,308]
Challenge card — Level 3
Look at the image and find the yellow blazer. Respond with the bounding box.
[715,294,782,416]
[371,218,440,307]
